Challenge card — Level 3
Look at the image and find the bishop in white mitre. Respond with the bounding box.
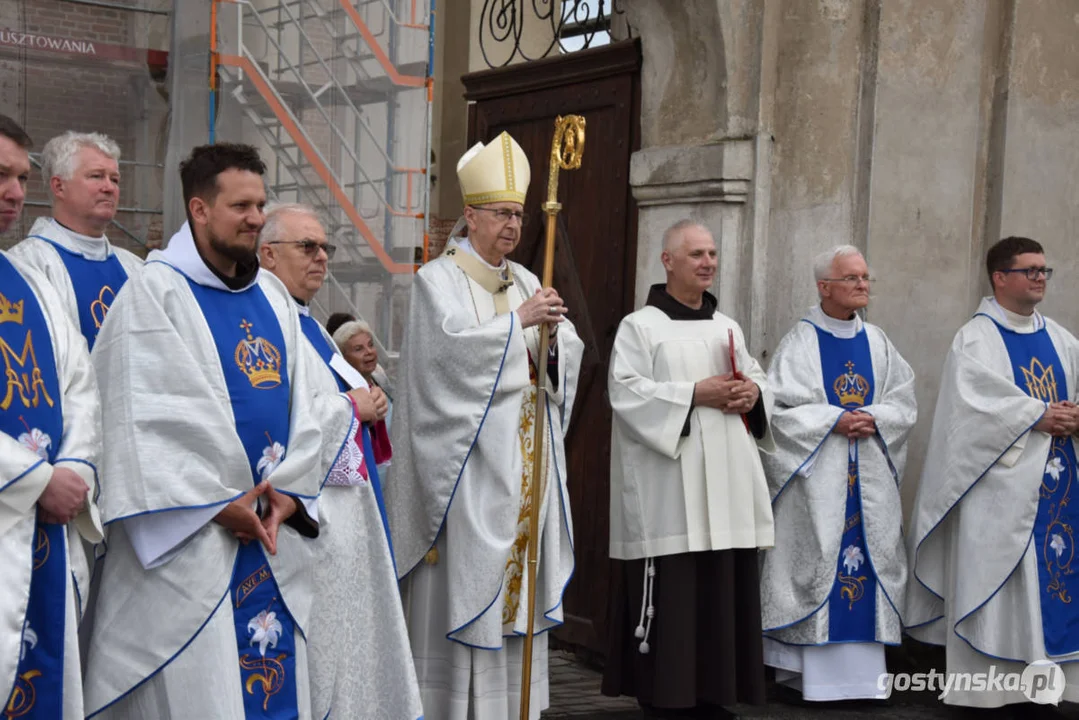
[83,144,351,719]
[760,246,915,702]
[1,113,103,720]
[257,202,423,719]
[602,220,774,716]
[11,131,142,352]
[908,236,1079,711]
[386,131,584,720]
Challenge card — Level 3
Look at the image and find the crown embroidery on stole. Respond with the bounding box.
[834,360,870,408]
[234,318,282,389]
[0,290,25,324]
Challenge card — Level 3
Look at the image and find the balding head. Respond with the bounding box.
[662,219,710,254]
[258,203,332,303]
[660,219,717,307]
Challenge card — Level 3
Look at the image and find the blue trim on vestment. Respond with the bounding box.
[104,491,245,526]
[402,312,515,582]
[86,587,231,718]
[0,459,45,493]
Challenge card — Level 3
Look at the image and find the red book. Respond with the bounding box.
[729,328,751,433]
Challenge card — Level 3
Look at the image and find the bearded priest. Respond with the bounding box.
[386,131,584,720]
[760,245,916,702]
[83,144,351,719]
[601,219,774,717]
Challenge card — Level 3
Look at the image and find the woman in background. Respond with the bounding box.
[334,320,393,474]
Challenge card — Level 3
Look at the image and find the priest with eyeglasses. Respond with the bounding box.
[908,237,1079,713]
[760,245,916,703]
[386,131,584,719]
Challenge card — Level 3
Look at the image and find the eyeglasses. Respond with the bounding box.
[470,206,528,226]
[999,266,1053,281]
[821,275,874,285]
[266,239,336,261]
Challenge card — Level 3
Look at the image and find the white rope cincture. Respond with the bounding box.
[634,557,656,654]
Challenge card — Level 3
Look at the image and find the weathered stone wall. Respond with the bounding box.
[624,0,1079,518]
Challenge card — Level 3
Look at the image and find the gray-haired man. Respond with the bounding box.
[11,130,141,351]
[760,245,916,702]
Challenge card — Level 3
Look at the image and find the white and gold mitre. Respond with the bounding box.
[457,131,530,206]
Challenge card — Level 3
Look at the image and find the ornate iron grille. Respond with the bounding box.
[478,0,626,68]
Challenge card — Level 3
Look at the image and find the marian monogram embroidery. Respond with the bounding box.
[0,291,55,413]
[1023,357,1059,403]
[234,318,283,389]
[89,285,117,331]
[833,360,869,409]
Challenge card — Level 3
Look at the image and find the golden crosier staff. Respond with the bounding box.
[519,114,585,720]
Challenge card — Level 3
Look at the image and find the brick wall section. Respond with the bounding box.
[426,215,457,260]
[0,0,165,253]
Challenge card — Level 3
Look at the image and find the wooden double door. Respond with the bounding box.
[463,39,641,657]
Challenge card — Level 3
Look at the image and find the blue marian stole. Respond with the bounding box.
[0,255,67,720]
[34,236,129,351]
[187,279,299,719]
[297,313,393,552]
[990,318,1079,656]
[815,326,878,643]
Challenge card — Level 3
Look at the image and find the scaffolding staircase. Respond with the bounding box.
[213,0,431,352]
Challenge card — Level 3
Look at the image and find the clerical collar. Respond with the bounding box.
[981,297,1044,334]
[197,243,260,291]
[30,216,112,260]
[292,297,311,316]
[645,284,716,321]
[806,304,863,339]
[443,238,514,315]
[458,237,507,270]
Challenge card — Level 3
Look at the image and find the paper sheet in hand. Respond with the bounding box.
[330,353,370,390]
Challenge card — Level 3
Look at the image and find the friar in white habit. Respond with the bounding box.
[760,245,916,702]
[11,131,142,351]
[601,219,774,716]
[83,144,352,719]
[385,131,584,720]
[258,202,422,719]
[908,236,1079,711]
[1,114,104,720]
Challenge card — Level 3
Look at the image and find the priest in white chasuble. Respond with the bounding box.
[386,131,584,720]
[10,131,142,352]
[760,246,916,703]
[1,114,104,720]
[83,144,352,720]
[908,236,1079,711]
[601,219,775,717]
[258,202,422,720]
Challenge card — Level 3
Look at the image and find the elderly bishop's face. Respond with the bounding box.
[260,212,330,303]
[464,201,524,264]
